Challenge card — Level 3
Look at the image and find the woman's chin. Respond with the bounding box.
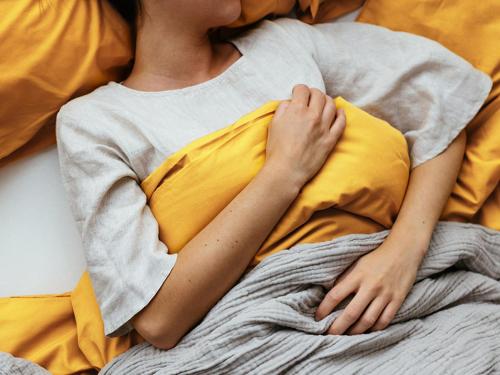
[217,0,242,27]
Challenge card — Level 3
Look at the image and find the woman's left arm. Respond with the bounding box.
[315,130,466,335]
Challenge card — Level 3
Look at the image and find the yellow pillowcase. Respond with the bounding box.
[357,0,500,230]
[0,0,132,167]
[297,0,365,23]
[227,0,363,27]
[141,97,410,265]
[228,0,296,27]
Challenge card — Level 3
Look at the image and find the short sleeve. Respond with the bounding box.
[271,18,493,167]
[55,109,177,337]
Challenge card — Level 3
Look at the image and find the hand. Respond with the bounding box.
[265,84,346,191]
[315,236,426,335]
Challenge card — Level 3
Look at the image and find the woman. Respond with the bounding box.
[55,0,491,350]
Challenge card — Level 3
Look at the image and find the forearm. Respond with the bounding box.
[386,131,467,256]
[132,161,301,349]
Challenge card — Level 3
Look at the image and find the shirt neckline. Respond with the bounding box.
[107,36,249,97]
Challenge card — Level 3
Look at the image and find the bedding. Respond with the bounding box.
[100,221,500,374]
[0,0,132,168]
[356,0,500,229]
[0,96,411,374]
[0,0,356,169]
[228,0,362,27]
[297,0,365,23]
[1,2,498,374]
[2,223,500,374]
[141,97,410,265]
[52,13,492,340]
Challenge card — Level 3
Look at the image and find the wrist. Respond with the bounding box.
[385,226,431,260]
[261,160,304,197]
[260,163,302,200]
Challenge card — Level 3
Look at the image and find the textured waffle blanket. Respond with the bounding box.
[1,222,499,374]
[97,222,500,374]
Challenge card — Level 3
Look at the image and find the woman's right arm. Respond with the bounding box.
[132,84,346,349]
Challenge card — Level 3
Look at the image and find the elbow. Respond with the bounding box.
[132,313,181,350]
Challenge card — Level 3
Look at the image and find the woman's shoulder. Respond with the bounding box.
[58,82,119,121]
[56,82,124,145]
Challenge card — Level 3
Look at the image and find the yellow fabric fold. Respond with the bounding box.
[0,97,410,373]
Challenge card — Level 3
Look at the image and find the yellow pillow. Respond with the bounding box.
[357,0,500,230]
[141,97,410,265]
[0,0,132,168]
[227,0,364,27]
[297,0,365,23]
[227,0,296,27]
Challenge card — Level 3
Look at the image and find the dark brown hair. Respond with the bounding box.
[108,0,141,28]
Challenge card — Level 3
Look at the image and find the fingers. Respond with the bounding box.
[315,275,357,321]
[327,288,375,335]
[370,299,401,332]
[328,108,346,146]
[319,95,336,132]
[291,84,311,108]
[273,100,290,121]
[307,88,326,118]
[345,295,389,335]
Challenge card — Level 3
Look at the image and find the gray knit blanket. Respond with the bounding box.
[1,222,499,374]
[98,222,500,374]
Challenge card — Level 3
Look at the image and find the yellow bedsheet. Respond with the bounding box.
[0,97,411,374]
[357,0,500,230]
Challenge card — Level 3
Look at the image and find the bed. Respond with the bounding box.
[1,1,499,374]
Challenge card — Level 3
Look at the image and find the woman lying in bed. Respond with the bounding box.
[55,0,491,350]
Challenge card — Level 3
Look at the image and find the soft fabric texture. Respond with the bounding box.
[55,17,491,338]
[0,96,407,374]
[229,0,363,27]
[0,91,481,373]
[0,274,142,375]
[357,0,500,229]
[0,352,49,375]
[297,0,365,23]
[141,97,410,265]
[100,222,500,374]
[0,0,132,168]
[228,0,296,27]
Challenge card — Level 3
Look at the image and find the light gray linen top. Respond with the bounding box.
[55,17,492,337]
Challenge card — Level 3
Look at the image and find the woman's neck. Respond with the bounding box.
[123,20,240,92]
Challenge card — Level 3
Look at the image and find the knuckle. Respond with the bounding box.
[362,315,377,326]
[379,317,391,327]
[293,83,309,92]
[371,281,384,293]
[394,294,405,304]
[305,111,318,127]
[344,310,358,322]
[382,292,394,301]
[307,110,322,123]
[309,87,323,96]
